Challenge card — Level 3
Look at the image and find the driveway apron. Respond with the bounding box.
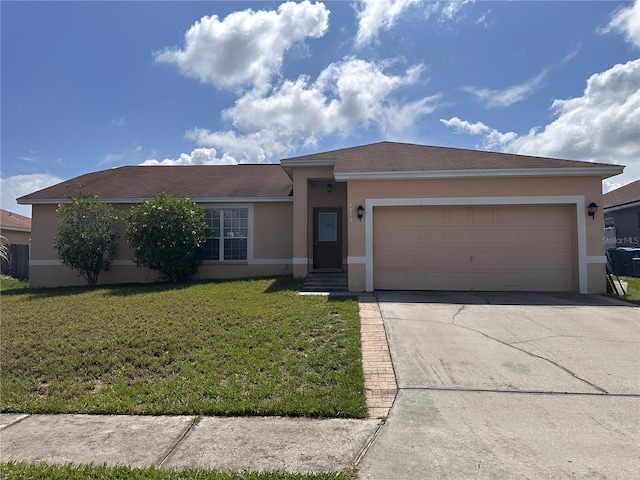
[358,292,640,480]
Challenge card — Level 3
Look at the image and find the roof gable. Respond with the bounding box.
[18,165,293,204]
[281,141,623,180]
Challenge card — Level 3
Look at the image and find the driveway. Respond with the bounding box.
[358,292,639,480]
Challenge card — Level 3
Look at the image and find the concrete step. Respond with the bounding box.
[302,273,348,292]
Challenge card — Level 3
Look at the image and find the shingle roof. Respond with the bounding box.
[281,141,623,179]
[18,142,627,205]
[18,165,293,204]
[0,209,31,231]
[603,180,640,209]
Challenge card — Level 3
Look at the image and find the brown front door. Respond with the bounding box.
[313,208,342,270]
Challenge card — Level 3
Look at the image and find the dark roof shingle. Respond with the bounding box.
[282,141,622,177]
[19,165,293,203]
[603,180,640,209]
[0,209,31,230]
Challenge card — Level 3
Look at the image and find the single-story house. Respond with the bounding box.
[603,179,640,248]
[18,141,623,293]
[0,209,31,245]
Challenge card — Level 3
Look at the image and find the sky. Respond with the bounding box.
[2,0,639,217]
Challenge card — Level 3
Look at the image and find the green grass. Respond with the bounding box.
[0,277,366,418]
[0,462,355,480]
[0,275,28,291]
[616,276,640,305]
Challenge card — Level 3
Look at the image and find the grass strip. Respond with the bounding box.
[0,462,356,480]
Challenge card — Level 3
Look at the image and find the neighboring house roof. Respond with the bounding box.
[18,165,293,204]
[280,141,624,180]
[603,179,640,210]
[0,209,31,232]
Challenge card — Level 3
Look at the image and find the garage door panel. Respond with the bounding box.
[447,209,473,225]
[373,205,576,292]
[422,209,448,224]
[470,228,496,244]
[493,229,520,247]
[445,228,471,246]
[471,207,495,225]
[496,207,521,225]
[425,228,447,245]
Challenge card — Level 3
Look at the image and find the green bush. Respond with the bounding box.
[126,193,208,283]
[53,193,119,287]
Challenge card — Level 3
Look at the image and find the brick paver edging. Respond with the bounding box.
[358,295,398,418]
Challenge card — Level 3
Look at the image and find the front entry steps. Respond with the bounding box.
[302,272,348,293]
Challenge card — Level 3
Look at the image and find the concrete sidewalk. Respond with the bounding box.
[0,413,382,472]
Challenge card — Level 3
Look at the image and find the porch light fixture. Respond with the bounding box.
[326,182,333,193]
[587,202,598,220]
[357,205,365,221]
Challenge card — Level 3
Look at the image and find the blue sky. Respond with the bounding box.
[2,0,639,217]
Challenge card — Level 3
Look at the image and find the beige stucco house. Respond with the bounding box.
[0,209,31,245]
[18,141,624,293]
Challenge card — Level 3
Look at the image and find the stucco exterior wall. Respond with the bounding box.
[0,229,30,245]
[291,166,339,277]
[29,201,293,288]
[346,175,606,294]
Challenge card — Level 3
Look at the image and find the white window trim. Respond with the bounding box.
[201,203,254,263]
[364,196,594,294]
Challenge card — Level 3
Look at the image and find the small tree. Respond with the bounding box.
[126,193,208,283]
[54,193,119,287]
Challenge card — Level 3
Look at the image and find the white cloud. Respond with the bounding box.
[141,147,238,166]
[1,173,64,217]
[603,179,624,193]
[354,0,472,47]
[439,0,474,22]
[601,0,640,48]
[354,0,420,48]
[507,59,640,163]
[155,0,329,90]
[168,57,436,165]
[98,145,144,166]
[442,59,640,186]
[464,71,547,108]
[440,117,517,147]
[476,9,492,28]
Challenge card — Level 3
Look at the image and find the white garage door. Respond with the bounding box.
[373,205,577,291]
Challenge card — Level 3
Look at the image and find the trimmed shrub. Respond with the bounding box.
[54,193,119,287]
[126,193,208,283]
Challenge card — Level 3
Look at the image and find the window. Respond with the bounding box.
[202,208,248,260]
[605,217,615,228]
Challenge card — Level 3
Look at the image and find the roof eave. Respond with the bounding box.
[334,166,625,181]
[18,196,294,206]
[0,226,31,233]
[279,159,336,179]
[603,200,640,212]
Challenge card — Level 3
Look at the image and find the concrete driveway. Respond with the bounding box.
[358,292,639,480]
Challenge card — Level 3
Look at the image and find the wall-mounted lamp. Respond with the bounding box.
[356,205,365,221]
[326,182,333,193]
[587,202,598,220]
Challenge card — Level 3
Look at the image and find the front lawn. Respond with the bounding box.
[615,276,640,305]
[0,277,366,418]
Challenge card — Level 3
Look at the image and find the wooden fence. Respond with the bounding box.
[1,244,29,279]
